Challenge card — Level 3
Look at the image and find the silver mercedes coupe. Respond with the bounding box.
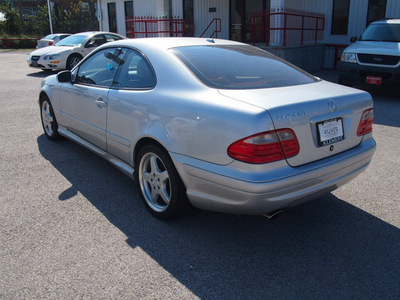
[39,38,376,219]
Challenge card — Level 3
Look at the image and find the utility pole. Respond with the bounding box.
[47,0,53,34]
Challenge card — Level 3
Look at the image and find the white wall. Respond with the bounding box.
[284,0,400,45]
[386,0,400,18]
[99,0,400,42]
[172,0,183,17]
[99,0,171,36]
[99,0,126,35]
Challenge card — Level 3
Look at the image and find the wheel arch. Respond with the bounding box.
[133,137,169,169]
[39,90,50,106]
[66,53,83,69]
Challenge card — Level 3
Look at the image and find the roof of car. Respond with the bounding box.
[107,37,243,50]
[371,19,400,25]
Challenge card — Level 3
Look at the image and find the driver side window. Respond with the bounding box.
[75,48,125,87]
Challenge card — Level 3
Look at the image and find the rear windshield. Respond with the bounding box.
[359,23,400,42]
[171,45,317,89]
[43,34,57,40]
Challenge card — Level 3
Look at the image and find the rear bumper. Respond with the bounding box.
[338,61,400,86]
[171,137,376,215]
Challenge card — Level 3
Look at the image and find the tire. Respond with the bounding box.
[66,54,82,70]
[40,95,60,140]
[136,144,189,219]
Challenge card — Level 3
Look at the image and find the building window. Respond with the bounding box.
[125,1,133,33]
[183,0,194,36]
[331,0,350,35]
[125,1,133,19]
[367,0,387,26]
[108,2,117,33]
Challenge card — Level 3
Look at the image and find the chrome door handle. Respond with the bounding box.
[95,98,107,108]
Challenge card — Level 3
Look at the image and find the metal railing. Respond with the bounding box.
[250,10,325,47]
[126,16,186,38]
[200,18,221,38]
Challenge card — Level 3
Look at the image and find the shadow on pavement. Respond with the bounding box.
[37,134,400,299]
[26,70,57,78]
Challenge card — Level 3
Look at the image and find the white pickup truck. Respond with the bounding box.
[338,19,400,87]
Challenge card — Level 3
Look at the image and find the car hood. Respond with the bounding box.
[219,80,373,166]
[345,41,400,55]
[30,45,76,56]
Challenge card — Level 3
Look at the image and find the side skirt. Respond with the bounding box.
[58,126,135,180]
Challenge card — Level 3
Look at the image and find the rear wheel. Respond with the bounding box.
[40,95,60,140]
[136,144,189,219]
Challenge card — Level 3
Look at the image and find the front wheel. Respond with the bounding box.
[66,54,82,70]
[40,95,60,140]
[136,144,189,219]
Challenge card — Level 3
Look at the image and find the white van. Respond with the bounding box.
[338,19,400,87]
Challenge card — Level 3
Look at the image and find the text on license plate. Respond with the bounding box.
[366,76,382,85]
[317,118,344,146]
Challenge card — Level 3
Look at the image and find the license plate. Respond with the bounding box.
[317,118,344,146]
[366,76,382,85]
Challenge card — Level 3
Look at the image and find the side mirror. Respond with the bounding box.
[350,36,358,43]
[57,70,72,83]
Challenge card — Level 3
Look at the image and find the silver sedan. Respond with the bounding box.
[39,38,376,219]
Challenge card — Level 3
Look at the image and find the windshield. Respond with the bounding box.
[359,23,400,42]
[56,34,88,46]
[172,45,317,89]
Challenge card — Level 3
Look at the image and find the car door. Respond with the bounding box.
[59,47,124,150]
[106,48,157,163]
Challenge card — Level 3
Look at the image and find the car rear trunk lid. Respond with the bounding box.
[219,81,373,167]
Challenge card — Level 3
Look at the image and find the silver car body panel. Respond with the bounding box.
[40,38,376,215]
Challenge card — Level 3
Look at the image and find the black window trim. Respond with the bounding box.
[110,47,157,91]
[73,46,122,88]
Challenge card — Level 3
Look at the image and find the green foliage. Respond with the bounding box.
[0,0,99,38]
[51,0,99,34]
[24,5,50,36]
[0,0,22,35]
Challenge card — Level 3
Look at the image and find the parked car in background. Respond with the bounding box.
[27,31,125,71]
[36,33,71,49]
[338,19,400,87]
[39,38,376,219]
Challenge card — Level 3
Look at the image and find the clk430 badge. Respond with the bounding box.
[276,111,306,121]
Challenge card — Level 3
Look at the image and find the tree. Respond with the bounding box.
[0,0,22,35]
[1,0,99,36]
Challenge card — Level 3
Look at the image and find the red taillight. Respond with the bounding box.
[49,41,53,46]
[357,108,374,136]
[227,129,300,164]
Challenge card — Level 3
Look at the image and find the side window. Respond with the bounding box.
[113,49,156,89]
[75,48,125,87]
[89,34,107,47]
[105,34,123,42]
[331,0,350,35]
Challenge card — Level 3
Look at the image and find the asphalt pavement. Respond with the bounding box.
[1,50,399,299]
